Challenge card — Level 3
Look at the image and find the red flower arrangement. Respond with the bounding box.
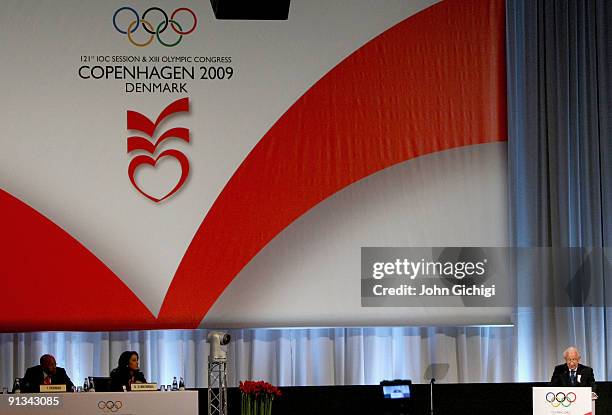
[240,380,281,415]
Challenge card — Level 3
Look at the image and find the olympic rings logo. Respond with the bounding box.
[113,7,197,47]
[545,391,576,408]
[98,400,123,413]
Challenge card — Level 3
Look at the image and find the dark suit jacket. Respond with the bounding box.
[22,365,74,393]
[109,368,147,391]
[550,363,595,388]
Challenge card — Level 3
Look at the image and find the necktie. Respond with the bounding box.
[570,370,576,385]
[43,376,51,385]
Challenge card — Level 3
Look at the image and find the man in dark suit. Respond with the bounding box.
[22,354,74,393]
[550,346,595,387]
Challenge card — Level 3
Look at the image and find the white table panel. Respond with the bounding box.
[0,391,198,415]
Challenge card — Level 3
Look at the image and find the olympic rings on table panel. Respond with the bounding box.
[98,400,123,413]
[545,391,577,408]
[113,7,197,47]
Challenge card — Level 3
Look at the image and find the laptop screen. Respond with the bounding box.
[382,384,411,399]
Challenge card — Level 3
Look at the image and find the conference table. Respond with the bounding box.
[0,390,198,415]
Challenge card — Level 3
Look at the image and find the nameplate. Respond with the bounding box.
[40,384,67,393]
[131,383,157,391]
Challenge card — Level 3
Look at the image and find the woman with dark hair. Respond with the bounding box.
[110,351,147,391]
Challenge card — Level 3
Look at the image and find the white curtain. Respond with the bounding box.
[507,0,612,384]
[0,327,513,391]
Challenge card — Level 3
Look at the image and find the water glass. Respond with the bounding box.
[1,387,7,394]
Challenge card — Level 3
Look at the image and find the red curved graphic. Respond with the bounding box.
[0,189,157,331]
[157,0,507,327]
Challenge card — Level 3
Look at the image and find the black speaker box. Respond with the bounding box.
[210,0,291,20]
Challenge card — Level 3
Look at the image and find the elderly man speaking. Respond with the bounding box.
[550,346,595,387]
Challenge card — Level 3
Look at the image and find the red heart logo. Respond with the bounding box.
[128,149,190,203]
